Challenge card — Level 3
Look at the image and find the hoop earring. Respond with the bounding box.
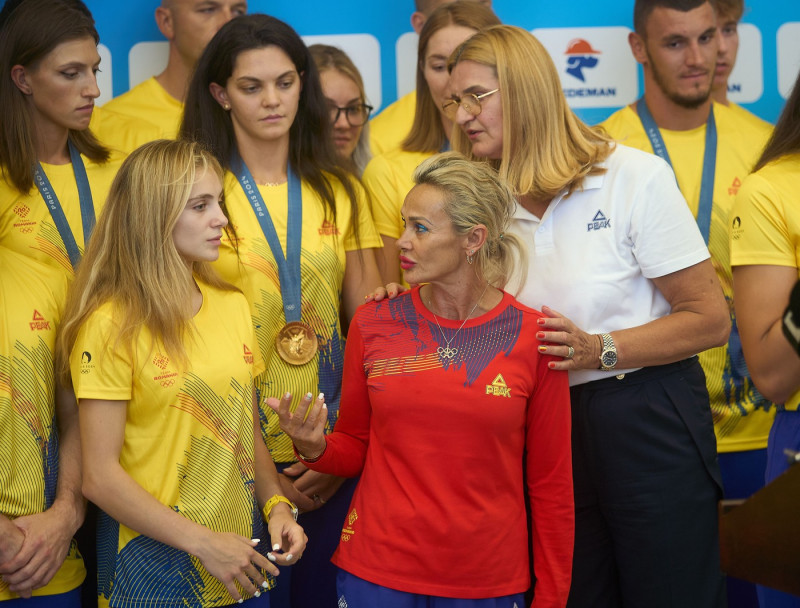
[466,250,474,265]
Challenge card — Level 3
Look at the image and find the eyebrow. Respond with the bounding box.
[186,193,216,205]
[57,59,101,70]
[235,69,296,84]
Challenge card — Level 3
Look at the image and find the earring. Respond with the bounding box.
[466,250,474,265]
[222,103,231,110]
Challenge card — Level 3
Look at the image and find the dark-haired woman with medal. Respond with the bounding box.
[0,0,121,605]
[180,13,382,608]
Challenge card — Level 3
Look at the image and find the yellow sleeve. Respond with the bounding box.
[730,170,795,268]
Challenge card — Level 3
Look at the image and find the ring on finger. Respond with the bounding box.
[566,345,575,359]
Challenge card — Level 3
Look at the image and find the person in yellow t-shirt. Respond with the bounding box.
[0,247,84,607]
[601,0,774,504]
[364,2,500,285]
[0,3,120,603]
[58,139,306,608]
[730,70,800,608]
[369,0,494,156]
[89,104,162,154]
[181,15,381,608]
[103,0,247,139]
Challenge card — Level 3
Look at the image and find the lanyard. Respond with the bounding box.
[231,152,303,323]
[636,98,717,244]
[33,141,95,269]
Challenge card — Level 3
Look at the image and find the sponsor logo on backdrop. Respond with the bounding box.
[532,26,638,109]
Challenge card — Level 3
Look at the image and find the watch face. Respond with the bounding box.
[601,351,617,367]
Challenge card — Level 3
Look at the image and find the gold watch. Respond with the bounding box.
[598,333,618,371]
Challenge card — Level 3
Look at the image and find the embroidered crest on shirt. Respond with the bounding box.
[486,373,512,397]
[29,310,51,331]
[587,210,611,231]
[341,508,358,542]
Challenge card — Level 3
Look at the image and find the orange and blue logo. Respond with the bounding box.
[565,38,601,82]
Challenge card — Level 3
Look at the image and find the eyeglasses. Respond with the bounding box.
[441,88,499,120]
[328,103,374,127]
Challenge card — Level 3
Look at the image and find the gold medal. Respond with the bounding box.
[275,321,318,366]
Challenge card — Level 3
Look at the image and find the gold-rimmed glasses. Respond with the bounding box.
[441,88,499,120]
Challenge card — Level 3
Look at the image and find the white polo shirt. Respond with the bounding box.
[506,143,710,386]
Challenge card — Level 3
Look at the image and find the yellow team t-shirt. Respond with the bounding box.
[0,246,84,600]
[214,172,381,461]
[602,101,774,452]
[362,147,433,286]
[102,77,184,140]
[0,154,121,277]
[368,91,417,157]
[70,281,267,608]
[730,154,800,411]
[89,106,162,155]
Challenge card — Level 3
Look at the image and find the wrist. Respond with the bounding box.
[295,440,326,463]
[262,495,298,524]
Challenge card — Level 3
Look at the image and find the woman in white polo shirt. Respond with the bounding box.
[447,25,731,608]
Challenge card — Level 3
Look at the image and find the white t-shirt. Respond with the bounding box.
[507,143,710,386]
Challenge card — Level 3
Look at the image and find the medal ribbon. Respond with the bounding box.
[232,151,303,323]
[34,141,95,269]
[636,98,717,244]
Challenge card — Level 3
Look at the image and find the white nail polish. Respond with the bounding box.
[272,543,280,551]
[238,600,243,604]
[305,392,312,400]
[285,553,293,561]
[251,538,260,544]
[262,581,269,589]
[254,591,261,597]
[317,392,324,401]
[267,553,276,563]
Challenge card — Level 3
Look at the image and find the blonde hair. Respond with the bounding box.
[309,43,372,174]
[403,1,500,153]
[57,139,235,384]
[412,151,525,288]
[448,25,613,200]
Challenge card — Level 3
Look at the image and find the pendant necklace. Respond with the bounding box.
[429,282,489,360]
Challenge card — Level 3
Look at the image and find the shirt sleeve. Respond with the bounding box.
[302,310,371,476]
[730,171,796,268]
[70,308,133,401]
[627,152,710,279]
[342,179,383,252]
[527,354,574,608]
[362,154,404,240]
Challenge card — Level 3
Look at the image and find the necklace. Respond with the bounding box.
[429,282,490,360]
[259,179,287,187]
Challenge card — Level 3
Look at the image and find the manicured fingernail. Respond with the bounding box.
[262,581,269,589]
[304,392,312,400]
[251,538,260,544]
[285,554,293,561]
[537,318,545,325]
[548,362,556,369]
[538,345,547,352]
[273,543,281,551]
[317,392,324,401]
[238,600,243,604]
[267,553,277,562]
[284,392,291,399]
[536,332,545,339]
[254,590,261,597]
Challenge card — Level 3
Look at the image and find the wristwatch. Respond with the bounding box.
[262,494,299,523]
[598,333,618,371]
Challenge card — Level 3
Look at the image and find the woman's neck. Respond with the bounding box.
[35,122,71,165]
[235,130,291,185]
[423,276,500,321]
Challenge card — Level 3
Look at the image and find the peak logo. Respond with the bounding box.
[29,310,51,331]
[243,344,254,365]
[486,373,511,398]
[587,210,611,231]
[318,220,341,236]
[565,38,601,82]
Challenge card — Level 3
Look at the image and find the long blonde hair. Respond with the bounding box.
[448,25,613,200]
[57,140,235,384]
